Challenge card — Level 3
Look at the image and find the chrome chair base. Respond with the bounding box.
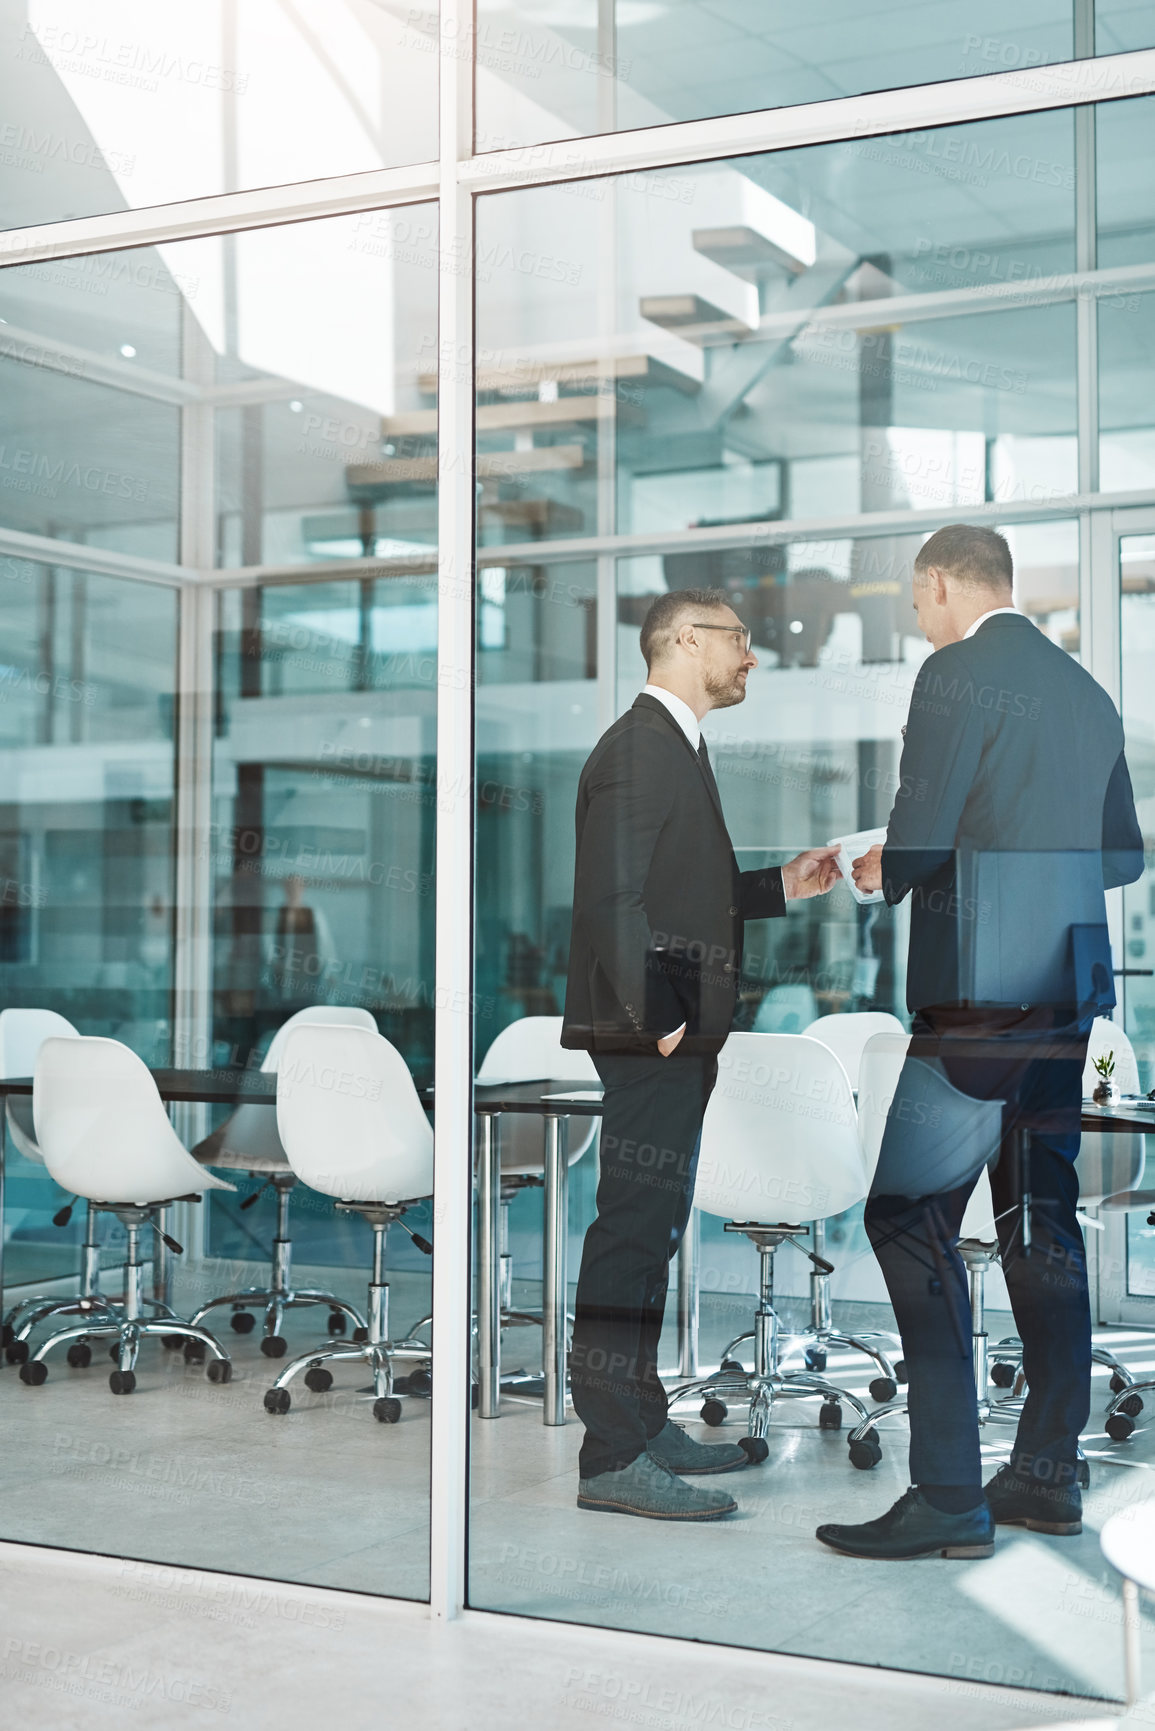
[17,1207,231,1394]
[263,1204,431,1424]
[669,1225,879,1467]
[190,1174,366,1358]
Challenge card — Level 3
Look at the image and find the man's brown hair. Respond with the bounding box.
[639,587,732,671]
[914,523,1013,592]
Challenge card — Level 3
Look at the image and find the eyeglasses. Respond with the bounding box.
[691,623,752,652]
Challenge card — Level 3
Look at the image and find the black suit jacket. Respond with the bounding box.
[562,694,786,1055]
[883,613,1144,1013]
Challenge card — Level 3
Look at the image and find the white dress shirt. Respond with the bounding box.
[963,605,1019,640]
[643,683,701,749]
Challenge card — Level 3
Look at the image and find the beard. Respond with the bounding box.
[703,667,748,709]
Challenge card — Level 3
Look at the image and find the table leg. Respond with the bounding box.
[477,1113,502,1418]
[153,1205,172,1310]
[0,1107,6,1340]
[1123,1576,1142,1705]
[677,1207,699,1378]
[542,1115,569,1427]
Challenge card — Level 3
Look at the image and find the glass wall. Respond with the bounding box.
[464,106,1155,1700]
[0,209,436,1603]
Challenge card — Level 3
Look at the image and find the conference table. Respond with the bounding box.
[0,1066,610,1427]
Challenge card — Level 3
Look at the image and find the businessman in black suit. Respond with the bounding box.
[815,524,1143,1561]
[562,587,839,1521]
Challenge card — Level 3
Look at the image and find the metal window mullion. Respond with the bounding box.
[1,51,1154,272]
[170,309,218,1258]
[429,0,475,1627]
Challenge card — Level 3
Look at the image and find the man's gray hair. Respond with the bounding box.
[640,587,731,671]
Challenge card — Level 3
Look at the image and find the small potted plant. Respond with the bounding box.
[1092,1049,1119,1106]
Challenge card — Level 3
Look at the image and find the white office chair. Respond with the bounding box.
[473,1016,598,1361]
[19,1037,235,1394]
[788,1010,908,1393]
[752,984,818,1035]
[670,1032,881,1466]
[263,1022,433,1424]
[190,1005,379,1356]
[0,1008,117,1362]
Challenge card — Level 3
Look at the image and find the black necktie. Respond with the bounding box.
[697,736,721,808]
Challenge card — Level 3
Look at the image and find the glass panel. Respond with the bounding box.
[476,1,1074,150]
[474,113,1076,555]
[0,210,434,1604]
[1098,94,1155,491]
[1097,0,1155,53]
[213,212,439,568]
[0,0,437,231]
[0,558,176,1281]
[469,113,1121,1695]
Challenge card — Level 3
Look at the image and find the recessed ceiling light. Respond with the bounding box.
[289,399,303,412]
[119,344,136,358]
[789,619,804,634]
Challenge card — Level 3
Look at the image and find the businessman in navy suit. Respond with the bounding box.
[816,524,1143,1561]
[562,587,839,1522]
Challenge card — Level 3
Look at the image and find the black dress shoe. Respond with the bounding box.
[816,1487,994,1560]
[984,1463,1082,1535]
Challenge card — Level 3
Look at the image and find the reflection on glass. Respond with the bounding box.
[475,114,1076,553]
[476,0,1074,148]
[0,557,175,1286]
[0,0,437,230]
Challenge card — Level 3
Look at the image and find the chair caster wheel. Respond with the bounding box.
[869,1377,897,1404]
[206,1359,232,1384]
[374,1396,402,1424]
[818,1401,842,1431]
[161,1334,184,1350]
[990,1361,1016,1388]
[183,1341,205,1365]
[701,1399,727,1427]
[19,1360,47,1386]
[230,1311,256,1335]
[804,1347,827,1373]
[352,1326,368,1344]
[264,1387,291,1415]
[739,1436,769,1463]
[1106,1413,1135,1442]
[1117,1393,1143,1418]
[396,1367,431,1397]
[894,1360,907,1383]
[6,1340,29,1366]
[1110,1371,1129,1394]
[848,1431,882,1469]
[260,1335,288,1359]
[109,1369,136,1395]
[305,1367,333,1393]
[1076,1459,1091,1489]
[66,1343,92,1369]
[720,1357,744,1374]
[327,1311,347,1335]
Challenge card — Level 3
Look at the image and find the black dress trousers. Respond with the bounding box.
[570,1049,718,1478]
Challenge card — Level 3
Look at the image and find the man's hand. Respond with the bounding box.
[781,845,841,902]
[657,1024,685,1057]
[851,843,884,895]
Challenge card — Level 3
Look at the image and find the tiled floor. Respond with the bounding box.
[1,1264,1153,1716]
